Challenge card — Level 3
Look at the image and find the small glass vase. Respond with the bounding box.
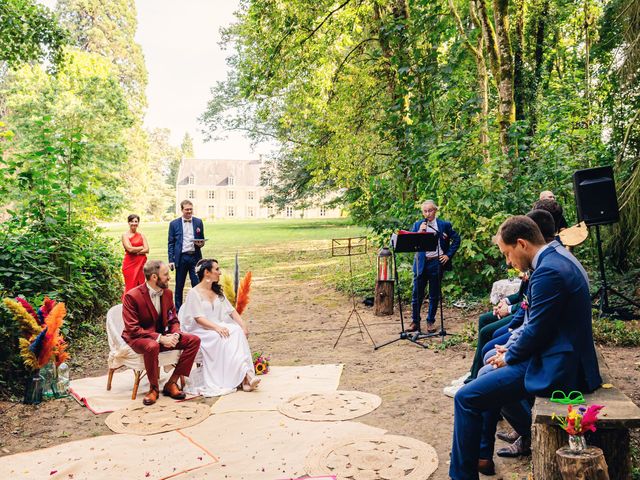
[568,434,587,452]
[23,370,44,405]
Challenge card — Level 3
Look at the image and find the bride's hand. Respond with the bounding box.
[215,325,230,338]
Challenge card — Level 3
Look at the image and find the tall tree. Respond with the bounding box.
[181,132,195,159]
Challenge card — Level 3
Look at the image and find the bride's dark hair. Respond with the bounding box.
[195,258,224,296]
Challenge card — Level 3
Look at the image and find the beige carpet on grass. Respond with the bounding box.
[210,364,344,414]
[0,430,218,480]
[172,411,386,479]
[105,398,211,435]
[69,369,189,414]
[278,391,382,421]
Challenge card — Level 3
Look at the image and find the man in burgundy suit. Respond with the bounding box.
[122,260,201,405]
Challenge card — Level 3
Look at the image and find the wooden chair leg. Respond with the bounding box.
[132,370,142,400]
[107,368,116,390]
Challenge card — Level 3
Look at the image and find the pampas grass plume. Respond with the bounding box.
[235,272,252,315]
[220,273,236,306]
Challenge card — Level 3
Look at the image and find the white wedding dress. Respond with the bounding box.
[178,288,254,397]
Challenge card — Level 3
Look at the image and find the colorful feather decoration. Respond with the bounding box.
[38,302,66,367]
[235,271,252,315]
[220,273,236,306]
[16,297,38,323]
[19,338,39,370]
[54,338,69,366]
[28,327,48,357]
[3,298,41,337]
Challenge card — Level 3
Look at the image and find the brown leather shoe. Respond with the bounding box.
[143,388,159,406]
[162,380,187,400]
[477,458,495,475]
[496,435,531,458]
[426,323,438,334]
[405,322,419,332]
[496,429,520,443]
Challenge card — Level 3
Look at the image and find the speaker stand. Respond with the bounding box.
[592,225,640,319]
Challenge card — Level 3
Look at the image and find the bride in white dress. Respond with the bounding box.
[178,258,259,397]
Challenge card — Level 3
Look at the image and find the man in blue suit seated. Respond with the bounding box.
[408,200,460,334]
[168,200,205,311]
[449,215,601,479]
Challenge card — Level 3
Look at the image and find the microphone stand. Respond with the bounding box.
[422,223,452,342]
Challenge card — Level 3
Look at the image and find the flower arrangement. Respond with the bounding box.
[552,404,604,436]
[520,294,529,311]
[253,352,270,375]
[3,296,69,370]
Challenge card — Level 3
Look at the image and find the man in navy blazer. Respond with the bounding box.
[408,200,460,333]
[449,216,601,479]
[168,200,205,311]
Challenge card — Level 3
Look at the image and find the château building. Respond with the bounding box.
[175,158,342,219]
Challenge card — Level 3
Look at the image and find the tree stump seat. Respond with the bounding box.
[532,350,640,480]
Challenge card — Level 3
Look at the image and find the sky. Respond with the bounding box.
[134,0,264,159]
[41,0,266,159]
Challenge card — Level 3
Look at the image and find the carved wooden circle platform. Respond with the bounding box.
[105,401,210,435]
[305,434,438,480]
[278,390,382,421]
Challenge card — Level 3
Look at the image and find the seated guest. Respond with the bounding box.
[449,216,601,479]
[443,210,555,397]
[178,258,260,397]
[534,197,568,232]
[122,260,201,406]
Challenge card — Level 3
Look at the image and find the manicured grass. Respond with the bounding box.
[101,218,373,286]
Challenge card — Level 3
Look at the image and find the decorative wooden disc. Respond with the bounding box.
[305,434,438,479]
[105,400,210,435]
[278,391,382,421]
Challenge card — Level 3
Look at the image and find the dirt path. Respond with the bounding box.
[1,270,639,479]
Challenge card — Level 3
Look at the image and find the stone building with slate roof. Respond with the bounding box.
[175,158,342,219]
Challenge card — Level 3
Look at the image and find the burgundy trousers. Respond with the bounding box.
[128,333,201,390]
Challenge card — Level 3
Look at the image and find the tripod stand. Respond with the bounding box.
[591,225,640,319]
[332,237,377,349]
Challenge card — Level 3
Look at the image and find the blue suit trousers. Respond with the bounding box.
[450,361,531,480]
[411,258,441,325]
[174,253,199,311]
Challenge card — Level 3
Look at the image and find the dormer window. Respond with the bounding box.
[188,174,195,185]
[228,176,235,186]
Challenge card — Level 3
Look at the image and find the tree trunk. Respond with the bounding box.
[374,281,394,316]
[528,0,550,136]
[493,0,515,154]
[513,0,526,121]
[555,446,609,480]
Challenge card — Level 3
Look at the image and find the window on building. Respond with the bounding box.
[286,206,293,217]
[267,207,275,217]
[228,176,235,186]
[188,189,195,199]
[208,190,215,199]
[247,207,255,217]
[188,174,195,185]
[228,190,235,200]
[247,191,255,200]
[319,206,327,217]
[227,206,235,217]
[208,205,215,217]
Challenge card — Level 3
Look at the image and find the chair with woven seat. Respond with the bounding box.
[106,304,182,399]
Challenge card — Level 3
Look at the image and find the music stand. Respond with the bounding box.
[332,237,377,349]
[374,232,437,350]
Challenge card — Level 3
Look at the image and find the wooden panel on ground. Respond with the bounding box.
[374,281,394,316]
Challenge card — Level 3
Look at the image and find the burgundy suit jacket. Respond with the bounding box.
[121,283,180,345]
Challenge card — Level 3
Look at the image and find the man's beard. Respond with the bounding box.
[156,280,169,289]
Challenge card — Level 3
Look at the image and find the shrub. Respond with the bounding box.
[0,217,122,397]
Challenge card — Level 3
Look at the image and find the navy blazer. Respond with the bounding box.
[168,217,205,267]
[411,217,460,273]
[504,245,601,396]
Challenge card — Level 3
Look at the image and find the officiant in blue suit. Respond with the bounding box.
[168,200,205,311]
[408,200,460,334]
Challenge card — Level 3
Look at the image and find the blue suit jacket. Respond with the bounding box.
[168,217,205,267]
[504,245,601,395]
[411,217,460,273]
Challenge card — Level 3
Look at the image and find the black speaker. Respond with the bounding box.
[572,166,619,226]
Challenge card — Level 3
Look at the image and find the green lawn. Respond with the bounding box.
[101,218,373,288]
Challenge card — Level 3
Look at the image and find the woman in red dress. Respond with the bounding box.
[121,214,149,296]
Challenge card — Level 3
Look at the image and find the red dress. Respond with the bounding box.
[122,232,147,295]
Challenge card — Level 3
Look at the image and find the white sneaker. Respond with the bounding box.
[443,383,463,398]
[450,372,470,386]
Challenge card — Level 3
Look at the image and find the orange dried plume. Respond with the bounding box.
[235,271,252,315]
[38,302,66,367]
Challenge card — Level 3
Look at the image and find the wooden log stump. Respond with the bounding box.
[374,280,394,316]
[555,446,609,480]
[533,423,565,480]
